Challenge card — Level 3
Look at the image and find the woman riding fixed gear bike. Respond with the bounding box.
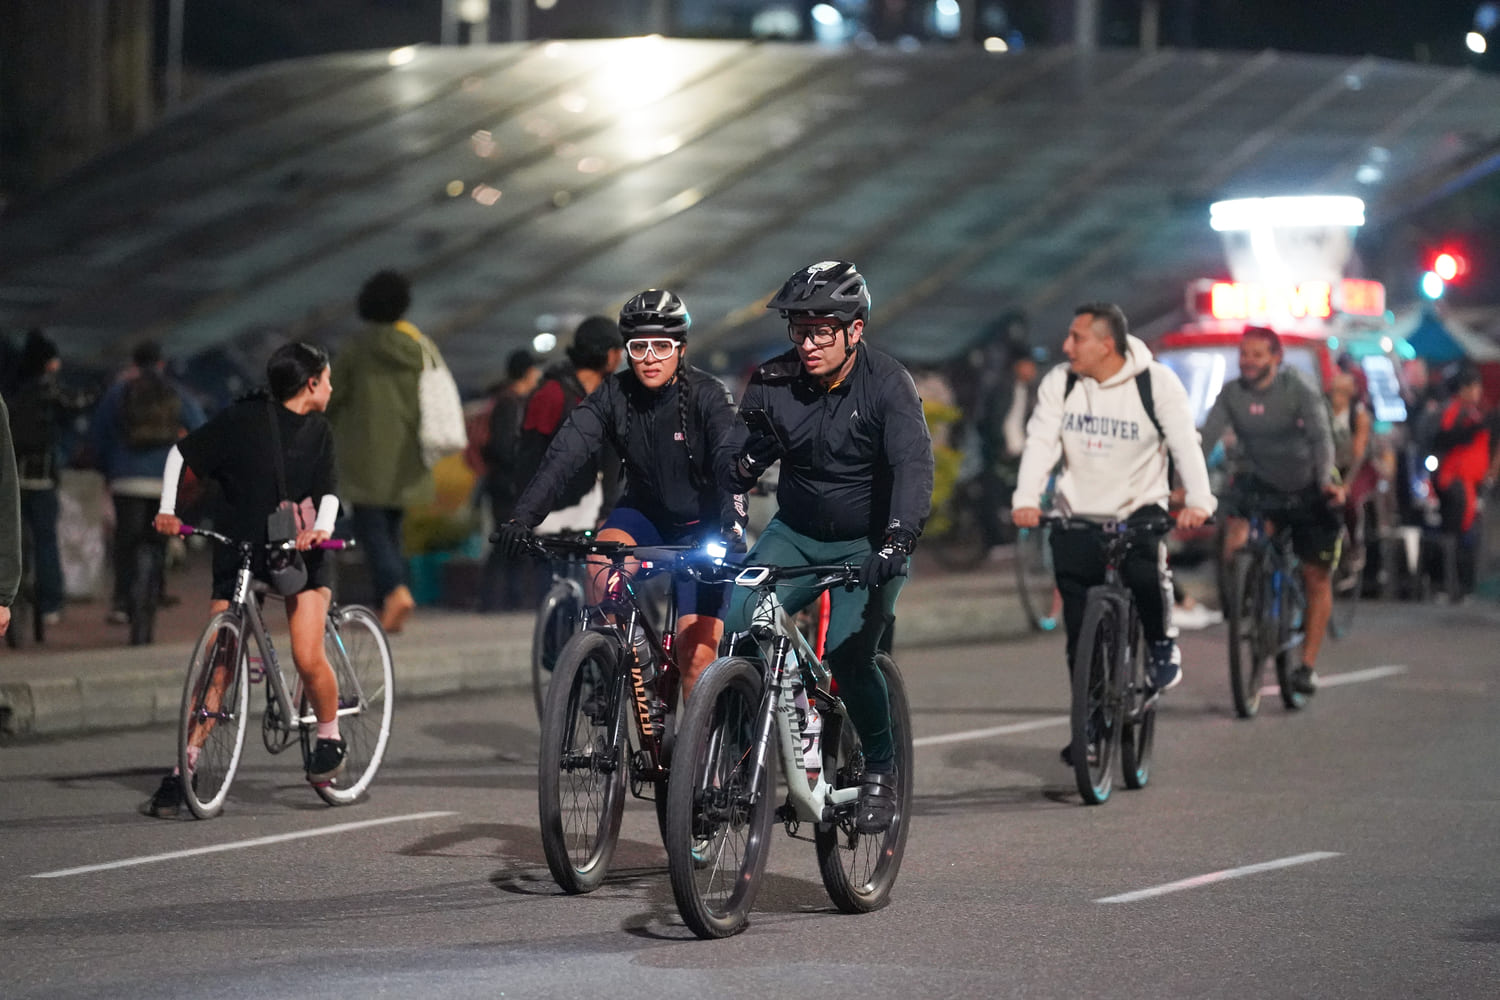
[144,342,346,817]
[720,260,935,835]
[496,290,748,704]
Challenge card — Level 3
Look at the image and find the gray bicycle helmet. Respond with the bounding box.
[765,260,870,322]
[619,289,691,340]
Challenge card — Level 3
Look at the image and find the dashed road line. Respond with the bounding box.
[914,716,1069,748]
[1095,852,1342,903]
[31,810,457,879]
[1259,663,1407,696]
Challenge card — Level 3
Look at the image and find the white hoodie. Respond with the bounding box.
[1011,335,1216,520]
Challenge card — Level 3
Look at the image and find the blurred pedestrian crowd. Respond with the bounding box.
[0,268,632,647]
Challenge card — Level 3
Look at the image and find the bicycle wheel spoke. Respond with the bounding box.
[178,613,250,819]
[539,632,627,894]
[313,606,394,805]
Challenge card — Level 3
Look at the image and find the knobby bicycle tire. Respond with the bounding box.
[178,611,250,820]
[1329,524,1360,640]
[532,580,584,720]
[1226,551,1267,719]
[815,652,914,913]
[1015,525,1060,632]
[927,487,989,572]
[312,605,395,806]
[664,655,774,939]
[537,630,629,894]
[1070,589,1122,805]
[1275,572,1308,712]
[1118,611,1155,790]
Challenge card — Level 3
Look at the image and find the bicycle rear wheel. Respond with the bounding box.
[1225,552,1268,719]
[816,653,913,913]
[538,630,629,894]
[178,612,250,819]
[1329,525,1359,640]
[1118,616,1155,790]
[1070,590,1121,805]
[532,579,584,720]
[1015,525,1059,631]
[665,656,774,939]
[312,605,395,805]
[927,483,988,572]
[1275,576,1308,712]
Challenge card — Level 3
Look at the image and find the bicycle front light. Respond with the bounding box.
[704,540,728,563]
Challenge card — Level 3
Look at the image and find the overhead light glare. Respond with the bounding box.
[1209,196,1365,231]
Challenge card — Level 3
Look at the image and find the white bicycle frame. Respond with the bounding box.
[733,566,862,824]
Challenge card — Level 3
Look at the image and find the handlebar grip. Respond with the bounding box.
[317,538,354,551]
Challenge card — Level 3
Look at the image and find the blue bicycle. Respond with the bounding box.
[1224,502,1308,719]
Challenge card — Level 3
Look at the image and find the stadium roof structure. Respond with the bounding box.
[3,39,1499,391]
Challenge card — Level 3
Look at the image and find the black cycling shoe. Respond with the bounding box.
[855,771,899,834]
[306,738,347,782]
[1059,742,1099,768]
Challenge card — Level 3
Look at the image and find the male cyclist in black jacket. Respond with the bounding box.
[722,261,934,834]
[499,291,747,702]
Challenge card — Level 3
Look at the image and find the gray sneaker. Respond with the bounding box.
[1291,665,1319,696]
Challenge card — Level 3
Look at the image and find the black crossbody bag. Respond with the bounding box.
[264,399,309,596]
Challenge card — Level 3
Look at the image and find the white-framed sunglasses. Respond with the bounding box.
[626,338,682,361]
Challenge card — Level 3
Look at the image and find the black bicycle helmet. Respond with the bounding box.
[619,289,691,340]
[765,260,870,323]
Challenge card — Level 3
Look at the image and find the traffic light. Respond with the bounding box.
[1420,245,1471,299]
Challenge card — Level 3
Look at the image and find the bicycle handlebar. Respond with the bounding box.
[1038,511,1212,535]
[731,561,906,591]
[177,524,355,551]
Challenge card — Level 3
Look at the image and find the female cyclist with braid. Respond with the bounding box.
[497,290,747,703]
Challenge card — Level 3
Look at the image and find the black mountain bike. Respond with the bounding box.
[1048,513,1177,806]
[526,534,732,895]
[1224,501,1309,719]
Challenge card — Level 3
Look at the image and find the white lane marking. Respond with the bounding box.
[1095,851,1342,904]
[1259,663,1406,696]
[914,716,1069,747]
[917,666,1407,749]
[31,810,457,879]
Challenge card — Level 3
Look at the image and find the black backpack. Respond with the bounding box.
[7,381,56,460]
[122,370,182,450]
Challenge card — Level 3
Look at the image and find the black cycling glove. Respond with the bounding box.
[494,519,537,559]
[736,430,783,478]
[861,528,916,589]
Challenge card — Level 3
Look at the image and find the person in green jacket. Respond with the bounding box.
[327,269,439,633]
[0,394,22,640]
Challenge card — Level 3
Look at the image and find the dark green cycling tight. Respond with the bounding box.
[722,518,904,768]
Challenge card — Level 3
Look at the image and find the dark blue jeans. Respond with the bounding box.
[20,487,63,615]
[350,505,407,603]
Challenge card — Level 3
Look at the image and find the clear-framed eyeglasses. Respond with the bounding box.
[787,320,844,348]
[625,338,682,361]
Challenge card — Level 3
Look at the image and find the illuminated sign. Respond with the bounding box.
[1188,279,1385,321]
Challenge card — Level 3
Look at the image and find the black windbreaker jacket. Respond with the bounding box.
[728,345,933,544]
[512,365,746,535]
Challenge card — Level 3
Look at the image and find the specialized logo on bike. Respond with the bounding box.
[1062,411,1142,441]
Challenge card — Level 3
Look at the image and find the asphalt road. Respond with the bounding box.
[3,598,1499,999]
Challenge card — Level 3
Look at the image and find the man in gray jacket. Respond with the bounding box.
[1200,325,1344,696]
